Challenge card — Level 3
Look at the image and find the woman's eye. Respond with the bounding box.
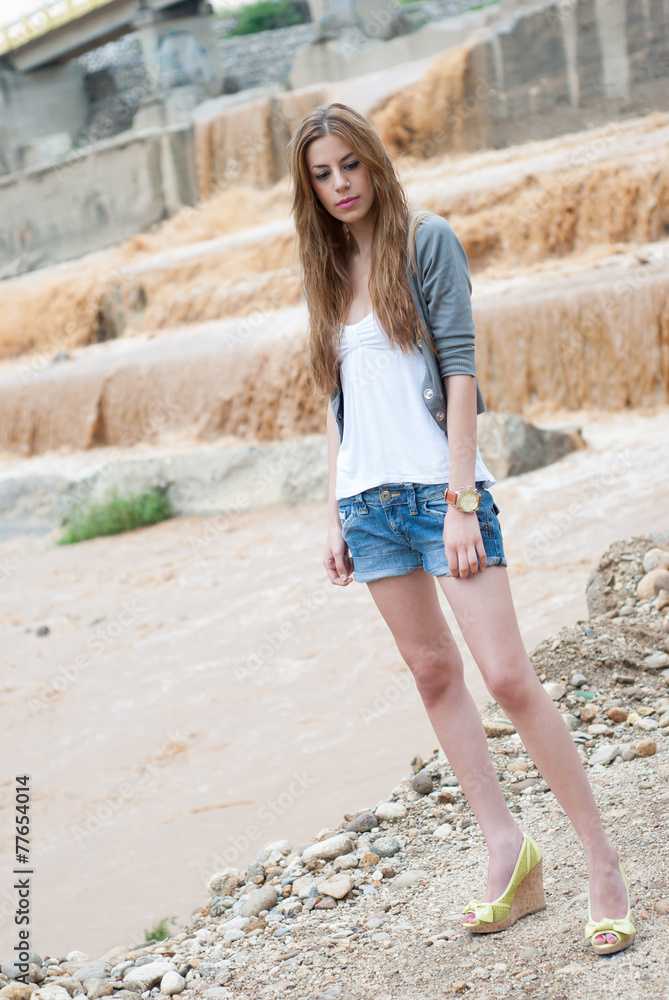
[315,171,329,181]
[345,161,359,170]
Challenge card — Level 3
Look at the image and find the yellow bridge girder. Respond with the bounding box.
[0,0,117,57]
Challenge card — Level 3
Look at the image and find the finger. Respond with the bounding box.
[468,544,479,575]
[333,545,351,583]
[476,537,487,571]
[323,551,341,585]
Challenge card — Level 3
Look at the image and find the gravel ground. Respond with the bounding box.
[4,533,668,999]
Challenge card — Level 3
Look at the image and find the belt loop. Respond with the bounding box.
[407,483,418,515]
[357,491,369,514]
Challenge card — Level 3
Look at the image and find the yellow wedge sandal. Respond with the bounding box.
[462,832,546,933]
[585,863,636,956]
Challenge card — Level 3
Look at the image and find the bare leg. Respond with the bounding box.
[439,566,628,942]
[367,569,524,912]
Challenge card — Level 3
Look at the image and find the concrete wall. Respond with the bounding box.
[0,124,198,269]
[0,63,88,173]
[462,0,669,145]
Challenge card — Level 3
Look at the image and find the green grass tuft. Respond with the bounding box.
[144,916,177,943]
[59,487,173,545]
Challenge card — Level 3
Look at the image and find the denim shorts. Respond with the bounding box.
[338,481,507,583]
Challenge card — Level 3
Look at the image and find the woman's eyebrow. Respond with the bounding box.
[310,152,355,170]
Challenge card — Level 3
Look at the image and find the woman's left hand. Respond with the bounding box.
[442,508,487,578]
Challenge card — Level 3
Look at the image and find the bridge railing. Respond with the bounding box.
[0,0,117,57]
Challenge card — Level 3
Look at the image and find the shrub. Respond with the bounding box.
[59,487,173,545]
[229,0,311,36]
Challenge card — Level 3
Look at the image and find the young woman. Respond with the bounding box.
[287,102,635,955]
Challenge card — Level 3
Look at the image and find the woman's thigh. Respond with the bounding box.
[437,566,535,686]
[367,567,462,668]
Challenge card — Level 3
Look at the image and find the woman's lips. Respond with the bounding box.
[336,196,359,208]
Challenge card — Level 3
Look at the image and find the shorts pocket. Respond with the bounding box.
[338,503,357,535]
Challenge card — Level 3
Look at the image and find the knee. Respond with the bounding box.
[404,639,462,706]
[485,660,536,713]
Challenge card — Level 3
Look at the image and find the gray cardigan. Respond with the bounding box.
[329,213,485,442]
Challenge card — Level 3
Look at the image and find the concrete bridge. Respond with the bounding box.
[0,0,217,71]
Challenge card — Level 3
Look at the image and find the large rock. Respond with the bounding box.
[72,965,110,984]
[207,869,241,897]
[240,884,277,916]
[122,963,173,992]
[477,411,584,480]
[301,833,355,863]
[316,873,352,899]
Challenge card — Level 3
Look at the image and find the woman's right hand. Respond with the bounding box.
[324,524,354,585]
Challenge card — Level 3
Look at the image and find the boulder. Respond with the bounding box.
[477,411,584,480]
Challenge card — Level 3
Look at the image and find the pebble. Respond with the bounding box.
[358,851,380,867]
[645,652,669,670]
[643,548,669,573]
[122,964,172,992]
[317,873,352,899]
[246,861,265,882]
[301,833,354,862]
[34,988,69,1000]
[621,747,636,760]
[580,704,598,723]
[636,718,659,731]
[570,672,588,687]
[635,738,657,756]
[207,870,240,897]
[374,801,407,821]
[562,713,580,730]
[654,898,669,915]
[659,710,669,727]
[607,706,628,722]
[0,987,36,1000]
[240,884,277,916]
[637,568,669,599]
[65,955,86,964]
[543,682,566,700]
[346,811,377,832]
[314,895,336,909]
[588,745,619,766]
[2,959,42,982]
[657,589,669,612]
[391,869,430,889]
[372,836,401,858]
[83,982,113,999]
[588,723,613,736]
[333,853,359,871]
[256,840,291,863]
[73,965,110,985]
[110,962,134,978]
[432,823,453,838]
[483,719,516,737]
[158,974,184,997]
[411,771,434,794]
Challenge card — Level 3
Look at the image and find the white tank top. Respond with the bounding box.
[335,312,494,500]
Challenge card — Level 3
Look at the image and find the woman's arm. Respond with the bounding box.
[324,403,353,586]
[442,373,487,579]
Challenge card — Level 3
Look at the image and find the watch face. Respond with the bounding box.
[458,493,479,512]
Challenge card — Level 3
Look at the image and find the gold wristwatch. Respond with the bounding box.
[444,485,481,512]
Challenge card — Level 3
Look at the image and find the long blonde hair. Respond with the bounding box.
[287,103,426,396]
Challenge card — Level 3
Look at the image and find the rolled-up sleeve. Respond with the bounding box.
[414,215,477,380]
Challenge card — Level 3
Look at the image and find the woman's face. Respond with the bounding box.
[306,133,375,225]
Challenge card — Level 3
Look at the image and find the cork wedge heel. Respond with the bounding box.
[462,833,546,934]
